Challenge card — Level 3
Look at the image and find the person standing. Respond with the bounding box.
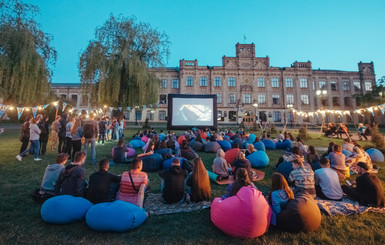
[83,114,99,165]
[65,117,75,159]
[50,116,61,151]
[98,117,106,145]
[71,118,83,160]
[19,116,31,154]
[58,113,67,153]
[38,116,50,156]
[17,117,42,161]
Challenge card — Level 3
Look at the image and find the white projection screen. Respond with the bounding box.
[167,94,217,130]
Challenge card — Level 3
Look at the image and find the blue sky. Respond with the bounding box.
[25,0,385,84]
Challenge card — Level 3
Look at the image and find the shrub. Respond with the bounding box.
[142,118,151,129]
[370,124,385,152]
[298,125,310,139]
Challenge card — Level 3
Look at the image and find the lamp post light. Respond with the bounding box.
[316,90,328,135]
[253,100,259,129]
[286,104,294,130]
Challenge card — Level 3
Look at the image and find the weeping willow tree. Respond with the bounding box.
[0,0,57,105]
[79,15,170,107]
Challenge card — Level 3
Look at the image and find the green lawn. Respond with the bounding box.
[0,127,384,244]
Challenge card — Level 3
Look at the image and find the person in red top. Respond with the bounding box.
[117,158,148,208]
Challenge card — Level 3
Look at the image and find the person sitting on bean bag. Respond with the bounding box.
[111,139,130,163]
[186,158,211,202]
[346,145,373,174]
[314,157,343,201]
[222,168,257,199]
[137,141,154,158]
[180,140,198,160]
[307,146,321,171]
[117,158,148,208]
[232,151,253,181]
[159,158,187,204]
[39,153,70,197]
[342,138,355,152]
[268,173,294,225]
[245,144,257,157]
[87,158,121,204]
[288,159,316,198]
[54,151,87,197]
[212,149,231,181]
[225,143,242,165]
[277,146,304,169]
[296,137,309,156]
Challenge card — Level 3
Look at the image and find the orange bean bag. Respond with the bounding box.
[225,148,241,165]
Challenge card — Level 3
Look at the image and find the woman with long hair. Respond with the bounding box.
[222,168,256,199]
[186,158,211,202]
[71,118,83,160]
[17,117,41,161]
[233,151,253,180]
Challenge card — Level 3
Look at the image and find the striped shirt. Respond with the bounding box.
[117,171,147,206]
[288,166,316,196]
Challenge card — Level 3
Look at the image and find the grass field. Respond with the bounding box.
[0,127,384,244]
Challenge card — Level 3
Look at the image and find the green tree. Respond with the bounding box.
[79,15,170,107]
[354,76,385,106]
[0,0,57,105]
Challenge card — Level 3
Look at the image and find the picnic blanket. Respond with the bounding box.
[144,193,211,216]
[316,197,385,216]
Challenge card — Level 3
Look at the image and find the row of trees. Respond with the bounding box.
[0,0,169,108]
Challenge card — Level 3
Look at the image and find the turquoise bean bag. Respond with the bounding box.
[129,140,145,148]
[218,140,232,152]
[341,149,352,157]
[246,151,269,168]
[245,134,256,144]
[277,161,293,180]
[366,148,385,162]
[86,200,147,232]
[261,139,276,150]
[41,195,93,224]
[253,141,266,152]
[141,153,163,172]
[276,140,293,150]
[163,157,185,170]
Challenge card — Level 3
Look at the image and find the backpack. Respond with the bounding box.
[83,122,95,139]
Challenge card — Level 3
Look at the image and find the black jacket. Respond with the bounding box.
[159,166,187,204]
[356,173,385,207]
[54,164,86,197]
[87,170,121,204]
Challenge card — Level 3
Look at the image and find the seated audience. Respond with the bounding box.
[314,158,343,201]
[328,144,347,180]
[288,159,316,198]
[342,138,354,152]
[117,158,148,208]
[186,158,211,202]
[245,144,257,157]
[212,149,231,181]
[346,144,372,172]
[111,139,129,163]
[54,151,87,197]
[307,146,321,171]
[296,137,309,156]
[336,123,349,139]
[222,168,257,199]
[341,162,385,207]
[232,151,253,180]
[159,158,187,204]
[40,153,69,195]
[87,158,121,204]
[180,140,198,160]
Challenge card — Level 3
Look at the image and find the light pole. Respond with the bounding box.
[285,104,293,131]
[252,100,259,129]
[316,89,328,136]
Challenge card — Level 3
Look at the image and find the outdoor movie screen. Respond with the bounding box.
[167,94,217,130]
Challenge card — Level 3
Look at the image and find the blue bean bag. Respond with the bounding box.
[276,140,293,151]
[189,140,204,152]
[155,148,173,158]
[253,141,266,152]
[162,157,185,170]
[133,136,141,141]
[246,151,269,168]
[341,149,352,157]
[218,140,232,152]
[41,195,93,224]
[141,153,163,172]
[366,148,385,162]
[277,162,294,180]
[261,139,276,150]
[204,141,222,153]
[129,140,145,148]
[245,134,256,144]
[86,200,147,232]
[232,138,244,148]
[224,135,230,141]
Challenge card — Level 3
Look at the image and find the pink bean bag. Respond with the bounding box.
[225,148,241,165]
[141,135,149,144]
[126,147,136,158]
[211,186,272,238]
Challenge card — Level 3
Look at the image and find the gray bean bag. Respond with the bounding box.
[141,153,163,172]
[204,141,222,153]
[189,140,204,152]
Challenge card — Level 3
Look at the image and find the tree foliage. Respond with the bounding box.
[0,0,57,105]
[79,15,170,107]
[354,76,385,107]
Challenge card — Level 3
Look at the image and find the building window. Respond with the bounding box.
[258,94,266,104]
[343,81,350,91]
[229,93,236,104]
[218,111,223,121]
[135,110,142,121]
[172,79,179,88]
[228,77,236,87]
[71,95,78,105]
[285,78,293,88]
[271,78,279,88]
[186,76,193,87]
[321,99,328,106]
[124,111,130,120]
[161,79,167,88]
[286,94,294,104]
[365,82,372,91]
[333,97,340,106]
[146,110,154,121]
[60,94,67,99]
[159,110,166,121]
[243,94,251,104]
[319,81,326,89]
[344,97,351,107]
[300,78,308,88]
[353,82,361,91]
[274,111,281,122]
[159,94,167,104]
[217,93,222,103]
[229,111,237,121]
[272,94,280,104]
[200,76,207,87]
[331,81,338,91]
[301,94,309,105]
[214,77,222,87]
[258,78,265,87]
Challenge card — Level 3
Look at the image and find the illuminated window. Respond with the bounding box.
[301,94,309,105]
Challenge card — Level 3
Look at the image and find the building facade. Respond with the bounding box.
[52,43,376,126]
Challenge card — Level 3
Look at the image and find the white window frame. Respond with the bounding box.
[214,77,222,87]
[272,94,280,104]
[343,81,350,91]
[200,76,207,87]
[243,94,251,104]
[229,93,236,104]
[186,76,194,87]
[301,94,309,105]
[228,77,236,87]
[286,94,294,104]
[365,82,372,91]
[172,79,179,88]
[300,78,308,88]
[285,78,293,88]
[271,78,279,88]
[216,93,222,103]
[258,94,266,104]
[161,79,167,88]
[319,81,326,89]
[258,77,265,87]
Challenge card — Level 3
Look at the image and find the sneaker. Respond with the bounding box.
[34,158,42,161]
[16,155,22,161]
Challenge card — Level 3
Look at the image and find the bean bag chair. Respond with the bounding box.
[245,134,256,144]
[133,136,141,141]
[225,148,241,165]
[141,153,163,172]
[246,151,269,168]
[276,190,321,233]
[211,186,271,238]
[86,200,147,232]
[125,147,135,158]
[41,195,93,224]
[163,157,192,172]
[276,140,293,151]
[155,148,173,158]
[342,149,352,157]
[218,140,232,152]
[177,135,186,145]
[129,140,145,148]
[189,140,204,152]
[141,135,149,144]
[261,139,276,150]
[204,141,222,153]
[366,148,385,162]
[232,138,244,148]
[276,161,293,180]
[181,149,199,160]
[224,135,230,141]
[253,141,266,152]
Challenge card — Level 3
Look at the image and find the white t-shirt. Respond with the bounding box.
[314,168,343,200]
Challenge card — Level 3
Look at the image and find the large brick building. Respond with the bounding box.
[52,43,376,126]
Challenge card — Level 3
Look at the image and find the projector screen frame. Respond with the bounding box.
[167,94,217,130]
